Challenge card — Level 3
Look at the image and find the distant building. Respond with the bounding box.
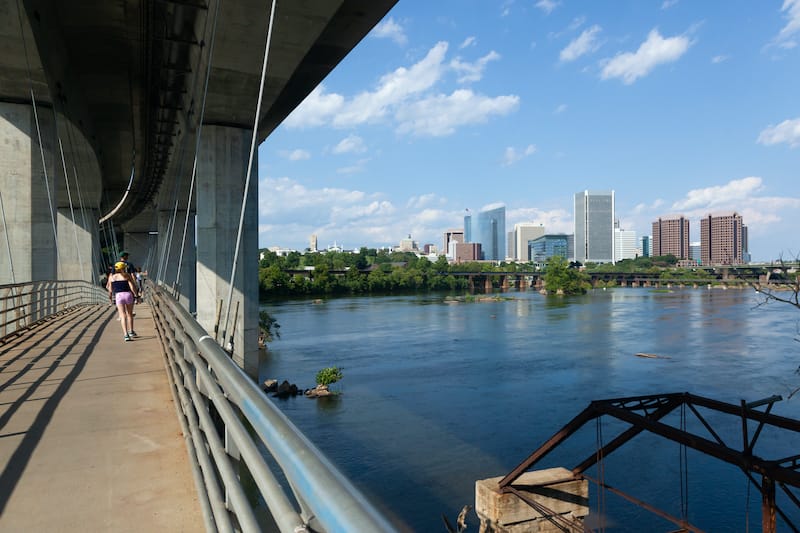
[689,241,701,262]
[700,212,746,265]
[529,234,569,264]
[574,190,615,264]
[465,204,506,261]
[423,243,437,255]
[454,242,482,263]
[309,234,318,252]
[443,229,464,257]
[511,223,546,262]
[614,223,638,261]
[652,215,689,259]
[641,235,651,257]
[398,234,417,252]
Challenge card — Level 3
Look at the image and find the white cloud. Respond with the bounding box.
[283,85,344,128]
[371,17,407,46]
[259,176,463,249]
[600,29,692,84]
[506,207,573,233]
[332,135,367,154]
[337,159,369,175]
[671,177,764,211]
[333,41,450,127]
[757,117,800,148]
[773,0,800,49]
[535,0,560,15]
[560,25,602,62]
[450,50,501,83]
[395,89,520,137]
[711,55,728,63]
[661,0,679,9]
[279,148,311,161]
[459,36,477,49]
[554,104,568,114]
[502,144,537,166]
[282,42,519,138]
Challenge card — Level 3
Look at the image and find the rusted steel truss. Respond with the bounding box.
[498,392,800,533]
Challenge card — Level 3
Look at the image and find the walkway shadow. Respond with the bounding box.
[0,305,113,515]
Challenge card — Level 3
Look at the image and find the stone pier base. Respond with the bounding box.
[476,467,588,532]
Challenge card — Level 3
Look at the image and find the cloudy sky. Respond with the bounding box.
[258,0,800,261]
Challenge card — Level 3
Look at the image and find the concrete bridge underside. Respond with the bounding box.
[0,0,397,375]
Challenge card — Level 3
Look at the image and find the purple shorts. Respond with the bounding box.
[115,292,134,306]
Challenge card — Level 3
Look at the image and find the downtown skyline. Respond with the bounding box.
[257,1,800,262]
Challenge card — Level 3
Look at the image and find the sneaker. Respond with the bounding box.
[124,334,131,342]
[128,330,138,337]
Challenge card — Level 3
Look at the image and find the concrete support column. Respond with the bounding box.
[149,212,196,313]
[0,102,58,284]
[57,207,99,282]
[196,125,258,377]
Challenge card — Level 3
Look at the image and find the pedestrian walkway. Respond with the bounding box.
[0,302,201,531]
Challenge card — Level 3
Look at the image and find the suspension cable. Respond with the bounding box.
[57,136,86,280]
[175,0,222,296]
[221,0,277,347]
[65,116,97,283]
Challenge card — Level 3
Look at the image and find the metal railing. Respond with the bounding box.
[147,282,398,533]
[0,280,107,342]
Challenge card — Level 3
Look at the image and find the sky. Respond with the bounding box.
[257,0,800,262]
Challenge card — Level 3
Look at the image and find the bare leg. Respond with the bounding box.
[116,302,128,336]
[126,303,135,333]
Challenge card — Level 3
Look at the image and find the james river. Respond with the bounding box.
[259,288,800,532]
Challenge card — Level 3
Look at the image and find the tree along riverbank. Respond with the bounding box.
[258,248,767,298]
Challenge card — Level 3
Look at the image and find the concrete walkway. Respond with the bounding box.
[0,303,202,531]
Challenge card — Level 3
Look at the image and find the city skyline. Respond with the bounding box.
[257,1,799,262]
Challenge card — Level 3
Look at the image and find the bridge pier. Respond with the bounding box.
[195,125,259,378]
[57,207,100,282]
[151,211,196,314]
[476,467,589,532]
[0,102,58,283]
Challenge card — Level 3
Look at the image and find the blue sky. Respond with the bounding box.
[257,0,799,262]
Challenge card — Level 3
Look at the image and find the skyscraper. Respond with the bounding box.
[700,212,746,265]
[574,190,615,264]
[511,223,546,261]
[614,225,638,261]
[443,229,464,258]
[652,215,690,259]
[473,204,506,261]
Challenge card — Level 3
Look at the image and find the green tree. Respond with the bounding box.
[544,256,589,295]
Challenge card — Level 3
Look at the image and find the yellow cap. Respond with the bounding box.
[114,261,127,272]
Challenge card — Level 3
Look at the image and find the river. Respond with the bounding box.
[259,287,800,532]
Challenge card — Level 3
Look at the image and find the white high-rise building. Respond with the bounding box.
[614,226,638,261]
[574,190,615,264]
[511,223,546,261]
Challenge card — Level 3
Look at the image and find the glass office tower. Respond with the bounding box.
[574,190,615,264]
[472,205,506,261]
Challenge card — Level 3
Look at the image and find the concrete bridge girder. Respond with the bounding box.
[1,0,398,375]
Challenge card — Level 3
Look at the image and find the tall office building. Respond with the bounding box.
[463,211,472,244]
[614,226,638,261]
[641,235,651,257]
[689,241,701,262]
[652,215,689,259]
[472,204,506,261]
[574,190,615,264]
[510,223,546,261]
[309,234,318,252]
[443,229,464,258]
[528,234,569,263]
[700,212,746,265]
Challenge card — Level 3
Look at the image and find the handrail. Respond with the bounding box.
[147,282,398,533]
[0,280,107,342]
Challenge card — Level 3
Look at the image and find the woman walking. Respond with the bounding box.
[107,261,140,341]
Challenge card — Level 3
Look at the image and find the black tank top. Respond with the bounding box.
[111,279,131,293]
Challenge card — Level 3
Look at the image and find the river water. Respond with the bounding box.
[259,288,800,532]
